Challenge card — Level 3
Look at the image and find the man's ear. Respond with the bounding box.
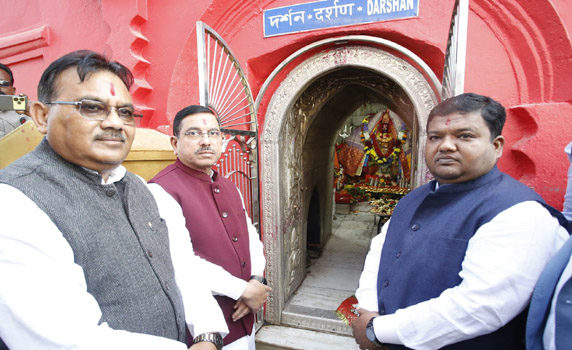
[29,101,49,135]
[493,135,505,159]
[170,136,178,156]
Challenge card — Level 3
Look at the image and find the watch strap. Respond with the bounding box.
[366,316,385,347]
[250,274,267,285]
[193,332,223,350]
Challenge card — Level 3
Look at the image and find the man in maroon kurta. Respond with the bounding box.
[150,105,269,349]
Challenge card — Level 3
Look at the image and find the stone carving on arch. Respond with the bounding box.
[260,45,438,324]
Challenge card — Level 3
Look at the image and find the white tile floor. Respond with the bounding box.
[257,202,379,349]
[283,201,378,327]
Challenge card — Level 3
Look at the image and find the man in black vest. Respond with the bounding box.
[352,93,569,349]
[0,50,226,349]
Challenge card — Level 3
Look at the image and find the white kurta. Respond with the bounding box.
[356,201,568,349]
[0,165,228,350]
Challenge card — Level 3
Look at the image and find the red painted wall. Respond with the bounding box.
[1,0,571,208]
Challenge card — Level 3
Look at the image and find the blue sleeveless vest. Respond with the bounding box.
[377,167,543,349]
[526,235,572,350]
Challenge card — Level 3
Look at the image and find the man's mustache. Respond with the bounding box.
[196,147,215,154]
[95,131,126,142]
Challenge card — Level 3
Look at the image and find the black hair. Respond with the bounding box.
[427,92,506,139]
[0,62,14,84]
[173,105,218,137]
[37,50,134,103]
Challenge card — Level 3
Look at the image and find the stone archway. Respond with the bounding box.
[260,44,438,324]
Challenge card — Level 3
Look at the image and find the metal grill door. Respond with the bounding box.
[442,0,470,99]
[196,20,263,325]
[196,20,259,222]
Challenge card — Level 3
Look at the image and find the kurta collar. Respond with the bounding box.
[81,164,126,184]
[430,165,502,194]
[174,158,219,182]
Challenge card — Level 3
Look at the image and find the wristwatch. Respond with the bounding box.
[193,332,223,350]
[250,274,267,285]
[365,316,385,348]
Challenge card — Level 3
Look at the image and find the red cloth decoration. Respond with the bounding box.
[335,295,359,325]
[336,143,365,177]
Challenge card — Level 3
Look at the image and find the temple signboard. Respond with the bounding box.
[264,0,419,37]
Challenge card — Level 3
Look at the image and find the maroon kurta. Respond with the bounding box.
[150,159,253,344]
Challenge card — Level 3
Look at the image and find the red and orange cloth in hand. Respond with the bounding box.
[335,295,359,325]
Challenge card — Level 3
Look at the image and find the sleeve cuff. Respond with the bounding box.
[373,314,401,345]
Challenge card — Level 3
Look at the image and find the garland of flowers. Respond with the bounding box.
[360,117,407,166]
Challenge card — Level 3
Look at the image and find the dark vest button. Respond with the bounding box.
[232,236,238,242]
[383,280,389,287]
[242,261,246,268]
[379,307,386,315]
[164,282,170,291]
[411,223,420,231]
[396,251,401,258]
[222,212,228,218]
[105,189,115,197]
[147,250,153,258]
[214,188,221,194]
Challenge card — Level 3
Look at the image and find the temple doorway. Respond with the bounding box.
[282,89,415,335]
[259,40,439,332]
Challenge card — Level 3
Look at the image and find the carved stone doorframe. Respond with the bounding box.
[260,43,438,325]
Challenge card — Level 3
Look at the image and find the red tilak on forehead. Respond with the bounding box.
[445,118,451,125]
[202,118,207,125]
[110,83,116,96]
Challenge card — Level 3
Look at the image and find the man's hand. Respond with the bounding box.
[351,308,383,350]
[232,299,250,321]
[189,341,216,350]
[238,279,271,314]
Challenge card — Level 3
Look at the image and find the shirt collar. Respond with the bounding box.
[174,158,219,182]
[431,166,501,193]
[81,165,127,185]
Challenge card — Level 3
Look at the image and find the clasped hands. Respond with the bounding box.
[232,278,271,321]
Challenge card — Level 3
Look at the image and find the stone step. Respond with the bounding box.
[281,308,353,336]
[256,325,360,350]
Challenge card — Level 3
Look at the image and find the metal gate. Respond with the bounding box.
[195,20,263,326]
[196,20,259,224]
[442,0,470,99]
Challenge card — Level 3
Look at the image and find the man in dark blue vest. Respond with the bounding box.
[352,93,569,349]
[0,51,227,349]
[525,142,572,350]
[526,235,572,350]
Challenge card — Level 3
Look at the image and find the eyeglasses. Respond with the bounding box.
[45,99,142,126]
[0,80,13,88]
[183,129,222,140]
